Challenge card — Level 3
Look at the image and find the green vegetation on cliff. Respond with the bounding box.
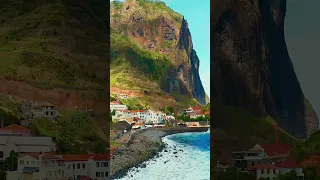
[110,0,202,110]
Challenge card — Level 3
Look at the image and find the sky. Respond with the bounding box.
[110,0,211,98]
[163,0,210,98]
[285,0,320,119]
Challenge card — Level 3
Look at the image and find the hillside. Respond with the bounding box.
[110,0,208,110]
[0,0,109,152]
[211,0,318,140]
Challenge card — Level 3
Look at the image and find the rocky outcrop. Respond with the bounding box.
[110,0,207,105]
[212,0,318,138]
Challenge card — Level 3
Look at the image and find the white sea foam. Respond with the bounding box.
[116,131,210,180]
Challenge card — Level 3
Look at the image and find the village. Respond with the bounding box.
[0,96,110,180]
[109,93,210,154]
[214,125,316,180]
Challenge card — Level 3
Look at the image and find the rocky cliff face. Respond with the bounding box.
[212,0,318,138]
[110,0,206,105]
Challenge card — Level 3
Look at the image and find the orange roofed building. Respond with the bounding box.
[10,152,110,180]
[0,124,31,136]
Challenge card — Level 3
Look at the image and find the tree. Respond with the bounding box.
[167,106,174,114]
[4,150,18,171]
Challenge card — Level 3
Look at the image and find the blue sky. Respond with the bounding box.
[110,0,210,97]
[163,0,210,97]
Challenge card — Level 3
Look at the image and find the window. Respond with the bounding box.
[77,163,80,169]
[267,169,269,174]
[96,172,100,177]
[54,171,57,177]
[73,164,75,169]
[68,165,71,169]
[105,172,108,177]
[0,151,3,159]
[31,161,35,164]
[101,172,105,177]
[261,169,264,174]
[273,169,276,174]
[96,162,99,167]
[20,160,24,165]
[82,163,85,169]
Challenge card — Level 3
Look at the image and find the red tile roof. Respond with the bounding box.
[92,154,109,161]
[129,110,145,113]
[192,107,202,111]
[250,163,278,170]
[63,154,92,161]
[277,158,301,168]
[260,144,292,156]
[63,154,109,161]
[110,101,121,105]
[0,124,31,133]
[23,152,58,160]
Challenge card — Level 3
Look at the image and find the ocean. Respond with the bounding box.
[116,129,210,180]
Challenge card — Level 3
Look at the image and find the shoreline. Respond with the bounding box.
[110,127,209,179]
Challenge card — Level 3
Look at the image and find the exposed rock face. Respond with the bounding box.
[110,0,207,105]
[212,0,318,138]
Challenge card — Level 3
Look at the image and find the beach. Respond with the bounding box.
[110,127,208,179]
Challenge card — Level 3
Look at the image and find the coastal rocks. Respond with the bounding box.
[110,127,207,179]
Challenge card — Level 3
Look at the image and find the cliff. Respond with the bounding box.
[212,0,318,139]
[110,0,207,108]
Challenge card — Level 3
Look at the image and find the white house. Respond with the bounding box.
[7,152,67,180]
[0,135,56,161]
[251,159,304,180]
[64,154,109,180]
[21,101,59,120]
[8,153,110,180]
[110,101,128,112]
[117,94,128,100]
[144,110,164,124]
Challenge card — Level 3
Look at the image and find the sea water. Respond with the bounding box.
[116,130,210,180]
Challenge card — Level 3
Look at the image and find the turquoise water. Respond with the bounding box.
[116,130,210,180]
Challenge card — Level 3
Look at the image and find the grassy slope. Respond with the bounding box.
[0,0,108,98]
[212,102,301,157]
[110,0,197,110]
[0,0,109,153]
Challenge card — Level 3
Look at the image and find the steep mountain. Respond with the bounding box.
[212,0,318,139]
[110,0,207,109]
[0,0,109,152]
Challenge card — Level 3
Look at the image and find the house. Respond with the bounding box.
[132,123,145,131]
[21,101,59,120]
[119,118,135,125]
[112,121,132,133]
[8,153,110,180]
[185,122,200,127]
[0,135,56,161]
[0,124,31,137]
[250,158,304,180]
[110,101,128,112]
[232,143,292,170]
[63,154,109,180]
[7,152,67,180]
[117,94,128,100]
[129,110,146,120]
[144,110,164,124]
